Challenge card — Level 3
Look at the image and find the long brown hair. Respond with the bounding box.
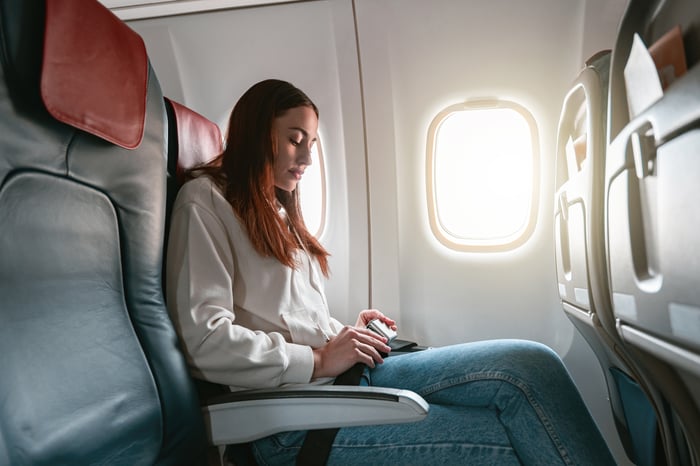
[187,79,330,276]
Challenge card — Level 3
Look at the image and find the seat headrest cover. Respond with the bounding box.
[166,97,222,183]
[40,0,148,149]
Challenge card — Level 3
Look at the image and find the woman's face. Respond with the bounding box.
[272,105,318,192]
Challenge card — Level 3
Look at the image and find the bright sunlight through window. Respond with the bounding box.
[426,100,539,251]
[299,135,326,237]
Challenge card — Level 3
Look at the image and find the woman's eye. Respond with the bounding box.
[290,138,301,146]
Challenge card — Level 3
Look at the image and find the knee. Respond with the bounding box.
[509,339,560,361]
[498,340,569,381]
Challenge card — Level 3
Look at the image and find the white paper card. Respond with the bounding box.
[624,34,664,118]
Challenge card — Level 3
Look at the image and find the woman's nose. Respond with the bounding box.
[298,145,312,166]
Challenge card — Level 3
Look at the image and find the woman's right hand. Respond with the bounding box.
[311,325,391,379]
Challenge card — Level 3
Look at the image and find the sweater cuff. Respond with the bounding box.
[281,343,315,384]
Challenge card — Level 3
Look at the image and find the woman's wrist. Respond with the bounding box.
[311,347,325,379]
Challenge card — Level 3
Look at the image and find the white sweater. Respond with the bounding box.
[166,176,343,390]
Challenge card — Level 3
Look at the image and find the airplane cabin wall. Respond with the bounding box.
[356,0,583,349]
[580,0,628,64]
[125,0,630,462]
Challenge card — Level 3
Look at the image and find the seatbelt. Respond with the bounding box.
[295,363,366,466]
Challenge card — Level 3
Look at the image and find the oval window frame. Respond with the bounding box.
[426,99,540,252]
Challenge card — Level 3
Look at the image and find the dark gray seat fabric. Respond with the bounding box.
[0,0,207,464]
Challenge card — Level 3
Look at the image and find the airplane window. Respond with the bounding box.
[299,134,326,238]
[427,100,539,252]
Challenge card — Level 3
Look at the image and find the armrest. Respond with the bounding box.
[202,385,429,445]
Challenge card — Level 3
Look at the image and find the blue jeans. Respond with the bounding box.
[250,339,616,465]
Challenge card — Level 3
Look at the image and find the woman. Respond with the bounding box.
[166,79,616,465]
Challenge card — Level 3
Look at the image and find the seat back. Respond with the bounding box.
[163,97,222,242]
[163,97,224,401]
[606,0,700,462]
[164,97,223,186]
[0,1,206,463]
[554,50,664,466]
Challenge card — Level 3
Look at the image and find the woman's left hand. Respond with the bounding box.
[355,309,397,331]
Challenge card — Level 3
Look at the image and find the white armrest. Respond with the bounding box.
[202,385,429,445]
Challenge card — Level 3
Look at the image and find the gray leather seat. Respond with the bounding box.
[0,0,207,463]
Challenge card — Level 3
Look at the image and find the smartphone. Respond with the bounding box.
[366,318,397,343]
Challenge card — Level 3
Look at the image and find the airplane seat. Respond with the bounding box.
[605,0,700,463]
[161,97,234,415]
[0,0,208,464]
[162,96,222,298]
[163,96,222,222]
[164,97,223,187]
[554,50,666,466]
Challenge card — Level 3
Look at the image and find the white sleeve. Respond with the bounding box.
[329,316,346,334]
[166,196,314,389]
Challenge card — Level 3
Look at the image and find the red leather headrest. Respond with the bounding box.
[41,0,148,149]
[165,98,222,183]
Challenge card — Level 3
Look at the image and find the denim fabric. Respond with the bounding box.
[250,339,616,465]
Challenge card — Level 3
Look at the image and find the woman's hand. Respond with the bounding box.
[311,325,391,379]
[355,308,397,331]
